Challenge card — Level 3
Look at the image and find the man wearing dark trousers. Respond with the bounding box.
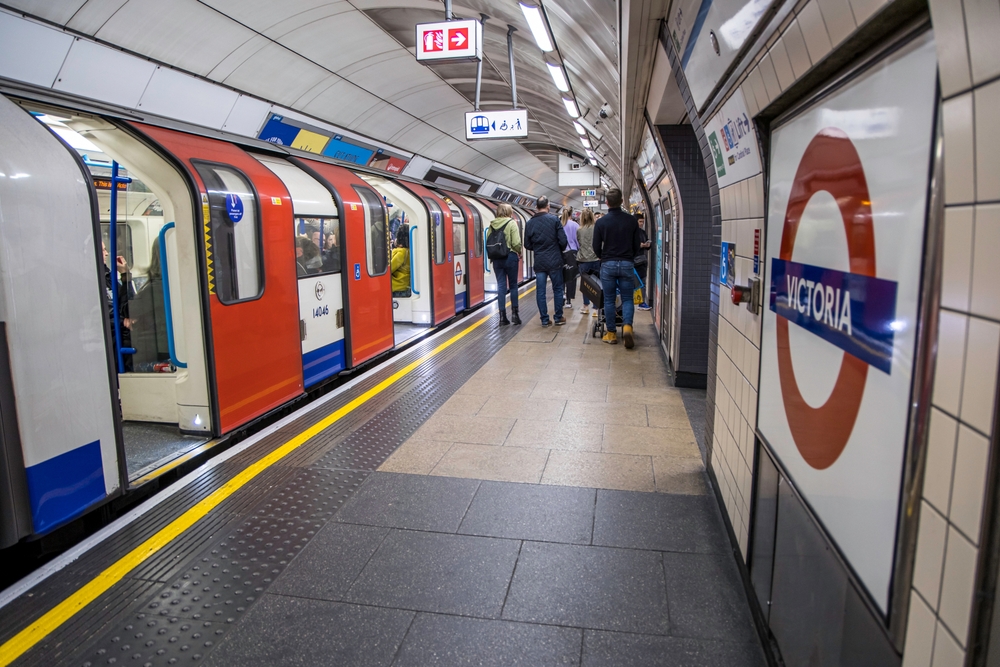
[593,188,641,348]
[523,196,568,327]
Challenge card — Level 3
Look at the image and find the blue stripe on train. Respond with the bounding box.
[25,439,105,534]
[303,339,346,388]
[455,292,467,313]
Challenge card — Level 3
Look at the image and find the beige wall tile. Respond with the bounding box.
[932,312,967,416]
[943,94,976,206]
[937,527,978,645]
[431,443,548,484]
[902,591,936,667]
[929,0,971,97]
[848,0,885,24]
[770,41,796,91]
[959,316,999,434]
[940,206,974,311]
[975,81,1000,201]
[949,425,989,543]
[798,1,834,64]
[816,0,857,46]
[783,19,813,80]
[964,0,1000,86]
[541,450,655,492]
[912,502,948,608]
[931,621,966,666]
[742,81,760,118]
[758,53,782,100]
[747,67,771,111]
[923,408,958,514]
[971,204,1000,319]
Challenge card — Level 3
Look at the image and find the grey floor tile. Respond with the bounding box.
[502,542,669,635]
[346,530,521,617]
[662,552,758,643]
[203,595,413,667]
[592,490,727,553]
[394,613,582,666]
[270,523,388,600]
[335,472,480,532]
[458,482,596,544]
[582,630,766,667]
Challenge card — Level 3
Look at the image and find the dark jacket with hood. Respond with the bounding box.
[523,211,568,274]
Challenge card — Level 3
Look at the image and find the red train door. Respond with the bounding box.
[294,158,393,366]
[402,182,455,325]
[447,192,485,308]
[133,124,302,433]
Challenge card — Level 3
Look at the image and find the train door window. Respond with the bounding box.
[101,223,134,268]
[443,197,467,255]
[470,206,483,258]
[353,186,389,276]
[193,163,262,303]
[294,216,340,275]
[424,197,446,264]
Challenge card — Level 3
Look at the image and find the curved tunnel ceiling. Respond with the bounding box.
[3,0,621,206]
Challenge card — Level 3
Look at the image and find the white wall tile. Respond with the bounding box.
[902,591,936,667]
[970,204,1000,319]
[816,0,857,46]
[932,311,968,416]
[770,41,796,92]
[949,425,989,543]
[783,20,812,80]
[943,94,975,205]
[938,528,978,645]
[959,317,999,434]
[849,0,886,24]
[928,0,972,97]
[931,621,966,667]
[799,1,834,64]
[975,80,1000,201]
[913,502,948,608]
[758,54,782,101]
[963,0,1000,86]
[940,206,974,311]
[742,81,761,118]
[923,408,958,514]
[747,67,771,111]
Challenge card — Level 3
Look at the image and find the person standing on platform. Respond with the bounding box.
[635,212,652,311]
[576,208,600,316]
[486,203,523,326]
[593,188,641,348]
[561,208,580,309]
[523,196,568,327]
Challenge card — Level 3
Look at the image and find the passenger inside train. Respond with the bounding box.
[391,224,411,297]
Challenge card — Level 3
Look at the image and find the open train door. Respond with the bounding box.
[444,191,485,308]
[134,125,302,433]
[296,159,393,366]
[402,182,455,325]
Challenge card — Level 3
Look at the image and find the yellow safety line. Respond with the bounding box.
[0,286,533,666]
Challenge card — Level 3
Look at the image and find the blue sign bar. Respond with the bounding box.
[769,258,899,374]
[322,137,374,165]
[258,115,299,146]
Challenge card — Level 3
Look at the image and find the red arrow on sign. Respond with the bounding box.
[449,27,468,49]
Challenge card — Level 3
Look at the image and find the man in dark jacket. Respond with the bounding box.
[523,196,568,326]
[593,188,641,348]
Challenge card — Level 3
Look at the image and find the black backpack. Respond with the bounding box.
[486,221,511,261]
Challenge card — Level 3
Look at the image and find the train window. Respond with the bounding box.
[453,214,467,255]
[294,216,340,276]
[193,162,263,304]
[469,206,483,258]
[101,223,133,268]
[424,197,446,264]
[354,186,389,276]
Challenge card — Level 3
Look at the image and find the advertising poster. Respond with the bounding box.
[756,34,937,612]
[705,89,761,188]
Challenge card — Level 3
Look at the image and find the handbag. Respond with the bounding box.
[633,268,644,305]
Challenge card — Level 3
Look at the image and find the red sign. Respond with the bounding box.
[423,30,444,52]
[449,27,468,49]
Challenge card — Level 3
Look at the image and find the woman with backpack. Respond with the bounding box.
[486,203,523,326]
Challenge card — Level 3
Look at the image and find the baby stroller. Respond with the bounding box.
[580,268,643,339]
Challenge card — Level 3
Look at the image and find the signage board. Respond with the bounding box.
[416,19,482,62]
[583,200,599,208]
[258,114,406,172]
[581,189,597,197]
[757,34,937,612]
[706,89,761,189]
[465,109,528,140]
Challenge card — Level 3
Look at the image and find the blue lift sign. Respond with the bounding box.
[465,110,529,140]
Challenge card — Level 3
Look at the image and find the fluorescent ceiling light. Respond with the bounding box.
[562,97,579,118]
[547,62,569,92]
[589,158,598,166]
[519,3,554,52]
[581,137,591,149]
[573,122,586,135]
[586,150,596,158]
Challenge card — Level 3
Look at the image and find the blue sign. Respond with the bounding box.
[354,263,361,281]
[226,194,244,223]
[720,242,729,287]
[257,115,299,146]
[769,258,899,374]
[322,138,375,165]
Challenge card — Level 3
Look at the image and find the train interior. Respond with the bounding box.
[31,106,213,481]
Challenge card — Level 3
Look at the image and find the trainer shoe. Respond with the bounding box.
[581,306,589,314]
[541,320,552,327]
[565,301,573,309]
[602,331,618,345]
[592,310,598,318]
[554,317,567,326]
[622,324,635,349]
[637,303,652,311]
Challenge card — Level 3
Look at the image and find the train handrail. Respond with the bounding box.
[483,228,490,273]
[408,224,420,295]
[109,161,135,370]
[158,222,188,369]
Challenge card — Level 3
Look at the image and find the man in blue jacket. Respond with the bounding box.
[523,196,568,326]
[593,188,641,348]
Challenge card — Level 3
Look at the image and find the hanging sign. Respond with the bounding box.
[581,189,597,197]
[583,200,599,208]
[465,110,529,140]
[416,19,482,62]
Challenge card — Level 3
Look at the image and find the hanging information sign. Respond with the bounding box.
[465,110,529,140]
[416,19,483,62]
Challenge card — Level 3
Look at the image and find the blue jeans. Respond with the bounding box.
[600,260,635,333]
[492,253,519,311]
[578,261,600,306]
[534,269,564,324]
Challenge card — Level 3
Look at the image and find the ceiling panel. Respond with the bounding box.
[2,0,88,24]
[222,43,332,107]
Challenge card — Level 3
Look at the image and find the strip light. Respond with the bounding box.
[562,97,579,118]
[581,137,591,149]
[546,62,569,92]
[573,122,586,135]
[519,3,554,52]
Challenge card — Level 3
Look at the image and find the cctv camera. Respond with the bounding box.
[598,103,612,119]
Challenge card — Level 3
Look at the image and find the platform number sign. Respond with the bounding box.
[354,263,361,281]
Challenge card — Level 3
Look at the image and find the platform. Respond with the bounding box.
[0,285,765,667]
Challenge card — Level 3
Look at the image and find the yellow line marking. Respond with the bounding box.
[0,285,534,666]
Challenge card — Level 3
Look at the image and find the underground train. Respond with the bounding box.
[0,93,536,549]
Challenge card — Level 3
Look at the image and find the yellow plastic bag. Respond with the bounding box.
[634,288,644,305]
